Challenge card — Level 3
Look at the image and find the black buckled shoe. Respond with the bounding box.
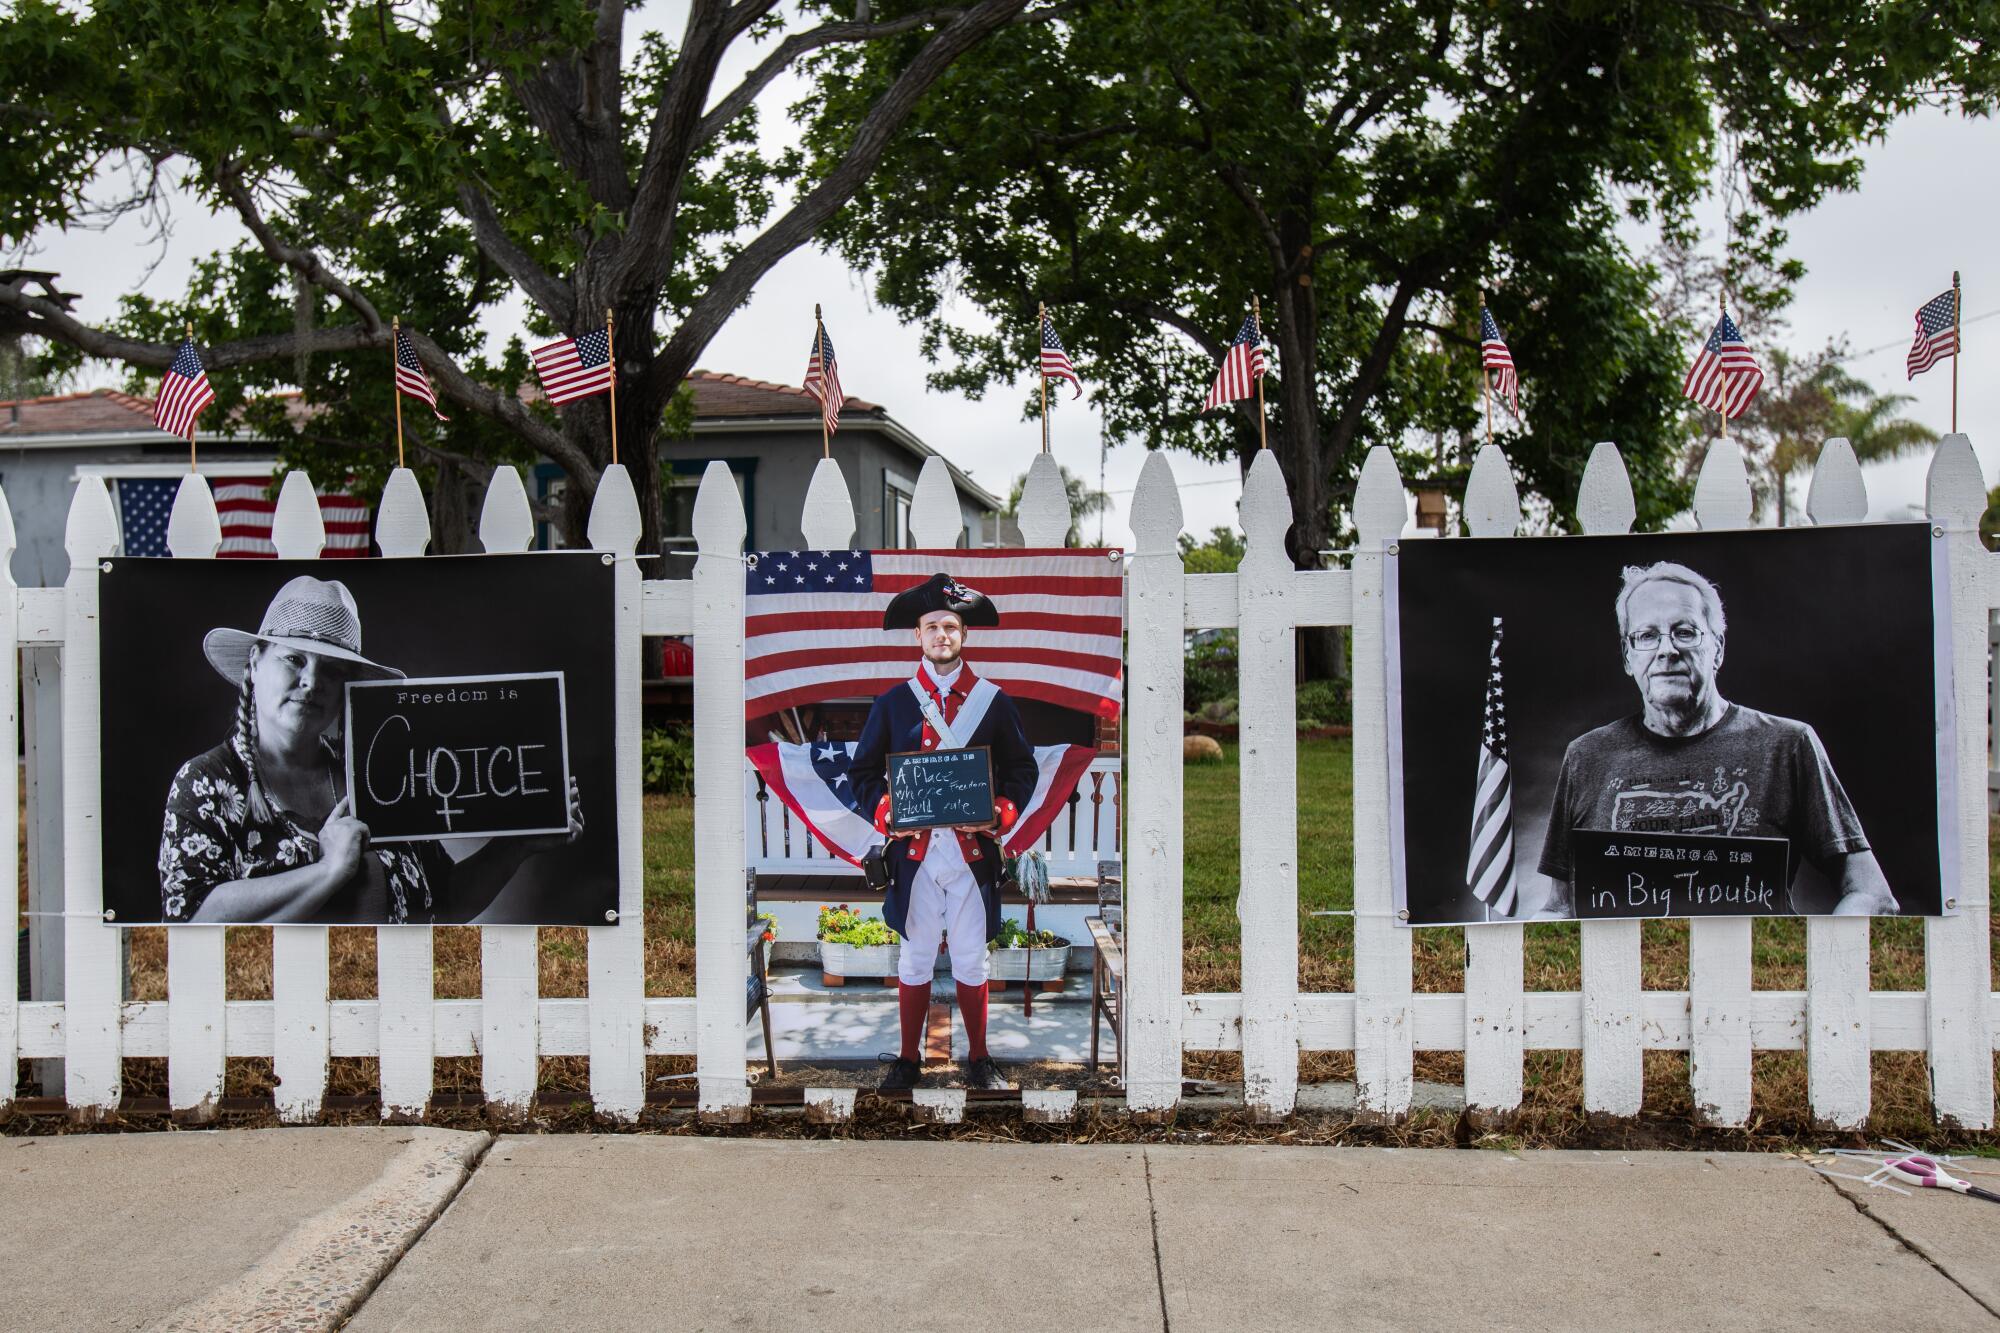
[965,1057,1013,1092]
[877,1055,922,1091]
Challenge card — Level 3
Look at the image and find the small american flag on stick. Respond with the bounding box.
[154,338,215,439]
[394,327,448,420]
[1907,287,1959,380]
[803,317,844,435]
[529,327,613,406]
[1479,307,1518,413]
[1201,310,1267,413]
[1681,311,1763,420]
[1040,311,1081,399]
[1467,616,1518,917]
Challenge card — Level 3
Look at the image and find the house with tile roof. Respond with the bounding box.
[0,374,1006,585]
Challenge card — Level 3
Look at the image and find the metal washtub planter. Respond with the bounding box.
[818,940,902,980]
[986,939,1071,983]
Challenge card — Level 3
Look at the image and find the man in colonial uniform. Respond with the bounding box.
[850,572,1039,1092]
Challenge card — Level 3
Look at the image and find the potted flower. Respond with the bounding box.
[757,912,778,975]
[816,904,901,987]
[987,916,1071,987]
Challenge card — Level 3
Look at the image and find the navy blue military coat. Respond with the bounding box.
[849,667,1039,942]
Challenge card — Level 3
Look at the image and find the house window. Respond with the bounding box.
[884,473,915,548]
[661,460,753,559]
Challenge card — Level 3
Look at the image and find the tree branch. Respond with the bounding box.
[454,180,576,325]
[1322,275,1427,485]
[1166,65,1284,267]
[400,328,597,483]
[216,168,385,335]
[645,0,1037,393]
[1117,299,1226,360]
[0,284,380,369]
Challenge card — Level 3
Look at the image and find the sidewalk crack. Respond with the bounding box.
[1142,1147,1171,1333]
[1811,1167,2000,1322]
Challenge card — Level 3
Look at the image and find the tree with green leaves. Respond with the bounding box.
[804,0,1997,675]
[1731,347,1935,526]
[1002,460,1109,545]
[0,0,1061,551]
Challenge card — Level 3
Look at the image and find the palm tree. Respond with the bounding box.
[1003,462,1112,546]
[1736,348,1935,525]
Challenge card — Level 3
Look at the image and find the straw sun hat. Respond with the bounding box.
[202,575,405,684]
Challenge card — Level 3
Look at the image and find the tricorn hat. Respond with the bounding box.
[202,575,405,683]
[882,572,1000,630]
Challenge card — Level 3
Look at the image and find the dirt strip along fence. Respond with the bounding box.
[3,436,1995,1130]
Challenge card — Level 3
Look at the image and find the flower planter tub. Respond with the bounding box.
[987,940,1071,989]
[820,940,901,987]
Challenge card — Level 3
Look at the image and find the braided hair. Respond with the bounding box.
[231,645,275,824]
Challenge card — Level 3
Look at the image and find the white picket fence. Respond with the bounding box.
[4,436,1994,1130]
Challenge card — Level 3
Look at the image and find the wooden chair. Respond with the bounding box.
[1085,859,1124,1078]
[746,871,778,1078]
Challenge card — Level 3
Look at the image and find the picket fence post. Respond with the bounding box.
[909,457,963,548]
[1237,450,1300,1120]
[372,468,435,1119]
[690,462,749,1120]
[1016,452,1069,547]
[477,467,541,1116]
[1124,452,1185,1114]
[1351,446,1413,1118]
[802,457,856,550]
[60,476,120,1118]
[1461,444,1524,1117]
[1687,440,1756,1126]
[270,472,332,1122]
[1576,443,1644,1118]
[1803,439,1872,1129]
[1925,433,1995,1128]
[0,487,17,1111]
[165,475,225,1119]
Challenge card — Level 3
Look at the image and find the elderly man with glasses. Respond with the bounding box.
[1536,561,1898,918]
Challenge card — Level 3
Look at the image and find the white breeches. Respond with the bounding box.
[897,835,989,987]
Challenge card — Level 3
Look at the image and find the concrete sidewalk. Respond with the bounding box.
[4,1130,1995,1332]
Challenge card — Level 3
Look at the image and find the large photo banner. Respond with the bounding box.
[99,552,619,926]
[1387,524,1953,925]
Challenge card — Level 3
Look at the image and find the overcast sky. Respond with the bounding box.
[16,13,1997,545]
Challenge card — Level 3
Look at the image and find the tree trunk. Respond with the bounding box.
[1268,211,1344,682]
[428,456,480,555]
[554,296,668,556]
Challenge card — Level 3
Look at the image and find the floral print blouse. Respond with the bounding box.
[159,740,450,924]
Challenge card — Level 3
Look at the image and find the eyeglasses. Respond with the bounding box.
[1624,623,1705,653]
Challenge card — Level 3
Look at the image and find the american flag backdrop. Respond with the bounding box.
[1201,310,1267,413]
[529,327,613,406]
[1479,307,1519,413]
[1681,311,1764,420]
[1907,287,1959,380]
[153,339,216,439]
[743,548,1124,720]
[114,476,371,558]
[803,322,844,434]
[1040,313,1082,399]
[1466,616,1518,917]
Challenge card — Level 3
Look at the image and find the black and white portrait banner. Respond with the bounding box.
[1386,524,1956,925]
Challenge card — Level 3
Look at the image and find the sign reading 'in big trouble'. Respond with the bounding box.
[1570,829,1791,919]
[345,672,572,841]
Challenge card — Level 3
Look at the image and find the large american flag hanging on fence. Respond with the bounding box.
[114,477,371,558]
[1466,616,1519,917]
[803,322,844,434]
[1681,312,1763,420]
[1201,311,1267,413]
[1479,307,1519,413]
[529,327,613,406]
[1907,287,1959,380]
[153,339,216,439]
[744,548,1124,720]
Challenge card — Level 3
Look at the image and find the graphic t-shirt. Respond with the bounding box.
[1537,704,1868,899]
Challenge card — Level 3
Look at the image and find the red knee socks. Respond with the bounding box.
[957,981,990,1062]
[897,981,930,1064]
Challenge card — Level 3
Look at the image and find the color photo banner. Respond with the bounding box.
[99,552,619,926]
[1385,523,1955,925]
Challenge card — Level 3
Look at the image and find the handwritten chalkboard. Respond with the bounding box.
[886,747,995,831]
[1571,830,1791,918]
[344,672,571,841]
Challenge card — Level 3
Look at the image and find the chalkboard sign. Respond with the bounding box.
[886,746,995,831]
[344,672,571,842]
[1571,830,1791,919]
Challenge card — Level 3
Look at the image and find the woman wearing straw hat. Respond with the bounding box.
[158,575,583,924]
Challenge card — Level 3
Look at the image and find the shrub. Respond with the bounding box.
[641,725,694,795]
[992,917,1067,949]
[1184,631,1238,712]
[1297,677,1351,728]
[816,904,899,946]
